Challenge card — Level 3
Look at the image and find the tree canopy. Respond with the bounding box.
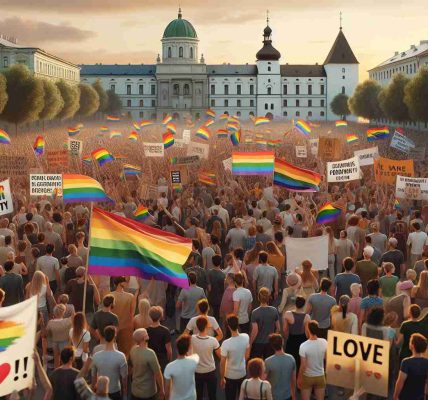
[378,73,410,122]
[404,67,428,122]
[330,93,350,119]
[105,89,122,115]
[92,80,108,113]
[56,80,80,120]
[348,80,383,120]
[39,79,64,121]
[77,83,100,117]
[0,73,8,115]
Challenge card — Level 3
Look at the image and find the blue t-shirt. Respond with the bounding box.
[360,296,383,310]
[333,273,361,300]
[265,353,296,400]
[399,357,428,400]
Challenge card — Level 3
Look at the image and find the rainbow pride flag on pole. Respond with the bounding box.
[88,208,192,288]
[163,132,174,149]
[198,171,216,186]
[110,130,122,139]
[133,122,140,131]
[335,120,348,127]
[100,126,109,133]
[161,115,173,125]
[68,127,80,137]
[106,115,121,122]
[128,132,138,142]
[254,117,270,126]
[273,158,321,192]
[123,164,142,176]
[230,130,241,146]
[367,127,390,141]
[140,120,154,128]
[134,204,150,220]
[294,119,311,136]
[217,129,228,138]
[33,136,45,155]
[316,203,341,225]
[206,109,216,118]
[232,151,274,176]
[91,148,115,166]
[196,126,210,140]
[346,134,359,144]
[166,122,177,134]
[62,174,109,203]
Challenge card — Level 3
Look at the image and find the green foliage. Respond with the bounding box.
[348,80,383,120]
[92,80,108,113]
[330,93,350,119]
[378,74,410,122]
[39,79,64,121]
[0,64,44,125]
[77,83,100,117]
[404,67,428,122]
[0,73,7,114]
[105,89,122,115]
[56,80,80,120]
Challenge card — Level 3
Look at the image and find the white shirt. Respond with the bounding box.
[186,316,219,337]
[209,205,229,227]
[280,211,295,228]
[299,338,327,377]
[191,335,220,373]
[164,355,199,400]
[407,231,428,254]
[233,287,253,324]
[220,333,249,379]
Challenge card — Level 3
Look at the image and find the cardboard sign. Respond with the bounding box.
[143,143,164,157]
[182,129,191,144]
[0,179,13,216]
[187,142,209,159]
[68,138,83,156]
[170,170,181,184]
[396,175,428,200]
[285,235,328,271]
[309,139,319,156]
[327,331,390,398]
[0,156,28,177]
[223,157,232,172]
[354,146,379,167]
[374,157,414,184]
[30,174,63,196]
[171,155,200,165]
[295,145,307,158]
[46,150,69,170]
[390,131,415,154]
[327,156,360,183]
[0,297,38,396]
[318,137,341,161]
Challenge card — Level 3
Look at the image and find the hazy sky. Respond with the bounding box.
[0,0,427,80]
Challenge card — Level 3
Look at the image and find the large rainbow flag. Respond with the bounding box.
[62,174,109,203]
[88,208,192,288]
[367,127,390,141]
[232,151,274,176]
[273,158,321,192]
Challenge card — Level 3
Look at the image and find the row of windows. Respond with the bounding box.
[209,84,327,96]
[172,84,191,95]
[36,59,77,80]
[284,84,325,95]
[371,62,419,80]
[283,99,326,107]
[112,84,156,95]
[210,99,255,107]
[125,99,156,108]
[211,84,254,95]
[137,111,158,119]
[167,46,194,58]
[283,111,325,117]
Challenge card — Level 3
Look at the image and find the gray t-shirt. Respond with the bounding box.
[253,264,278,293]
[201,247,216,269]
[178,286,206,319]
[91,350,128,393]
[308,293,337,329]
[251,306,279,343]
[226,228,247,250]
[333,273,361,300]
[265,353,296,400]
[369,232,387,254]
[37,255,60,282]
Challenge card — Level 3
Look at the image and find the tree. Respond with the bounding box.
[105,89,122,115]
[0,73,7,114]
[330,93,350,120]
[378,73,410,122]
[404,66,428,122]
[348,80,383,120]
[56,80,80,120]
[77,83,100,117]
[39,79,64,121]
[0,64,44,129]
[92,80,108,113]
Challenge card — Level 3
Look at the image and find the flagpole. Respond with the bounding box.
[82,201,94,315]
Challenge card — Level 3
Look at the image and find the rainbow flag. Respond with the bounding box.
[346,134,359,144]
[217,129,228,138]
[227,122,240,132]
[206,109,216,118]
[110,130,122,139]
[107,115,120,122]
[100,126,109,133]
[316,203,341,224]
[219,113,228,120]
[196,126,210,140]
[254,117,270,126]
[367,127,390,141]
[140,120,154,128]
[88,208,192,288]
[244,138,255,145]
[68,127,80,137]
[0,320,25,352]
[229,116,240,123]
[204,119,215,127]
[166,122,177,134]
[232,151,274,176]
[134,205,150,220]
[267,139,282,148]
[161,115,173,125]
[33,136,45,155]
[63,174,109,203]
[230,130,241,146]
[114,153,127,160]
[92,148,115,166]
[133,122,140,131]
[82,156,92,166]
[394,199,401,209]
[163,132,174,149]
[128,131,138,142]
[294,119,311,136]
[273,158,321,192]
[172,183,183,193]
[123,164,142,176]
[255,139,267,147]
[336,120,348,127]
[199,172,216,186]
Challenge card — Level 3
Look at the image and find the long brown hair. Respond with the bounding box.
[244,242,264,264]
[71,312,86,344]
[415,270,428,298]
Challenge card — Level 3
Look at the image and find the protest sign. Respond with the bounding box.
[0,296,38,396]
[46,150,69,170]
[395,175,428,200]
[0,179,13,216]
[390,131,415,153]
[182,129,191,144]
[30,174,63,196]
[327,331,390,398]
[68,138,83,156]
[143,143,164,157]
[374,157,414,184]
[285,235,328,271]
[223,157,232,172]
[295,145,307,158]
[173,138,186,148]
[0,156,28,177]
[327,156,360,183]
[170,170,181,184]
[171,155,200,165]
[309,139,319,156]
[354,146,379,167]
[318,137,341,161]
[409,145,426,161]
[187,142,209,159]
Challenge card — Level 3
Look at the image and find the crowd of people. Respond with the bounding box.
[0,119,427,400]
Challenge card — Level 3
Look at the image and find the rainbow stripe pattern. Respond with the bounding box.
[394,199,401,209]
[273,158,321,192]
[88,208,192,288]
[110,130,122,139]
[346,134,359,144]
[68,127,80,137]
[198,171,216,186]
[91,148,115,166]
[128,131,138,142]
[230,130,241,146]
[294,119,311,136]
[0,320,25,352]
[232,151,274,176]
[133,122,141,131]
[123,164,142,176]
[217,129,228,138]
[161,115,173,125]
[33,136,45,155]
[227,122,240,132]
[196,126,210,140]
[134,204,150,220]
[82,156,92,166]
[367,127,390,141]
[163,132,174,149]
[63,174,109,203]
[100,126,109,133]
[166,122,177,134]
[219,113,229,120]
[316,203,341,225]
[140,120,154,128]
[204,119,215,127]
[336,120,348,127]
[267,139,282,148]
[254,116,270,126]
[107,115,120,122]
[206,108,216,118]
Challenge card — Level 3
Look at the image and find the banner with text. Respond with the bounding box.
[0,179,13,216]
[285,235,328,271]
[143,143,164,157]
[30,174,63,196]
[327,156,360,183]
[182,129,191,144]
[0,156,29,177]
[309,139,319,156]
[374,157,414,184]
[46,150,69,170]
[295,145,307,158]
[395,175,428,200]
[390,130,415,153]
[354,146,379,167]
[172,156,200,165]
[187,142,209,159]
[68,138,83,156]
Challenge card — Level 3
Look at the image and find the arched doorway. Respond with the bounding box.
[173,112,180,120]
[265,112,273,120]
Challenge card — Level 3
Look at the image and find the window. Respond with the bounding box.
[237,99,241,107]
[283,85,287,95]
[139,111,144,118]
[250,99,254,107]
[139,100,144,107]
[268,66,271,72]
[267,87,272,95]
[342,76,345,79]
[250,85,254,95]
[308,85,312,95]
[190,47,193,59]
[320,85,325,95]
[296,111,300,116]
[173,84,179,95]
[237,85,241,95]
[406,65,409,74]
[308,100,312,107]
[342,86,346,94]
[211,99,215,107]
[320,111,325,116]
[184,84,190,95]
[151,85,156,95]
[168,47,172,58]
[296,100,300,107]
[283,111,287,116]
[237,111,241,116]
[321,99,325,107]
[210,85,215,95]
[127,100,131,107]
[3,57,8,68]
[308,111,312,117]
[127,85,131,95]
[179,47,183,58]
[110,84,116,92]
[270,104,274,110]
[295,85,300,95]
[224,99,229,107]
[139,85,144,95]
[151,99,156,107]
[224,85,229,95]
[342,68,345,73]
[265,103,268,110]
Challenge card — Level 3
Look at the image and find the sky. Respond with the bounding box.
[0,0,427,80]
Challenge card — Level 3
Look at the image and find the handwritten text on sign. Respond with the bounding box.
[30,174,63,196]
[327,156,360,183]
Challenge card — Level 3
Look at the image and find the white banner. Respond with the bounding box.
[174,138,186,148]
[309,139,319,156]
[285,235,328,271]
[68,138,83,156]
[390,131,415,154]
[0,297,38,396]
[222,157,232,172]
[396,175,428,200]
[295,145,307,158]
[0,179,13,216]
[182,129,191,144]
[327,156,360,183]
[354,146,379,167]
[187,142,209,159]
[143,143,164,158]
[30,174,63,196]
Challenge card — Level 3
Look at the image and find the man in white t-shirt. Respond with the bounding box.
[220,315,250,400]
[407,222,428,267]
[185,299,223,340]
[191,316,221,400]
[298,321,328,400]
[164,334,199,400]
[232,272,253,334]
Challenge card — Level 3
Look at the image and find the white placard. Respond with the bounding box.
[285,235,328,271]
[354,146,379,167]
[143,143,164,157]
[390,131,415,154]
[30,174,63,196]
[174,138,186,148]
[187,142,209,159]
[0,179,13,216]
[182,129,191,144]
[309,139,319,156]
[0,297,38,396]
[68,138,83,156]
[222,157,232,171]
[327,156,360,183]
[395,175,428,200]
[295,145,307,158]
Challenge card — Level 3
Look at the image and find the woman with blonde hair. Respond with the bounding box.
[133,298,153,329]
[25,270,53,324]
[411,270,428,309]
[298,260,319,298]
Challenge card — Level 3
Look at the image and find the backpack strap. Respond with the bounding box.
[259,381,264,400]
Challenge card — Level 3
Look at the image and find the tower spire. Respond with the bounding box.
[266,10,270,26]
[178,5,182,19]
[339,11,342,30]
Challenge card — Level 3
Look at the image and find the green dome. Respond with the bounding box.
[163,10,197,39]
